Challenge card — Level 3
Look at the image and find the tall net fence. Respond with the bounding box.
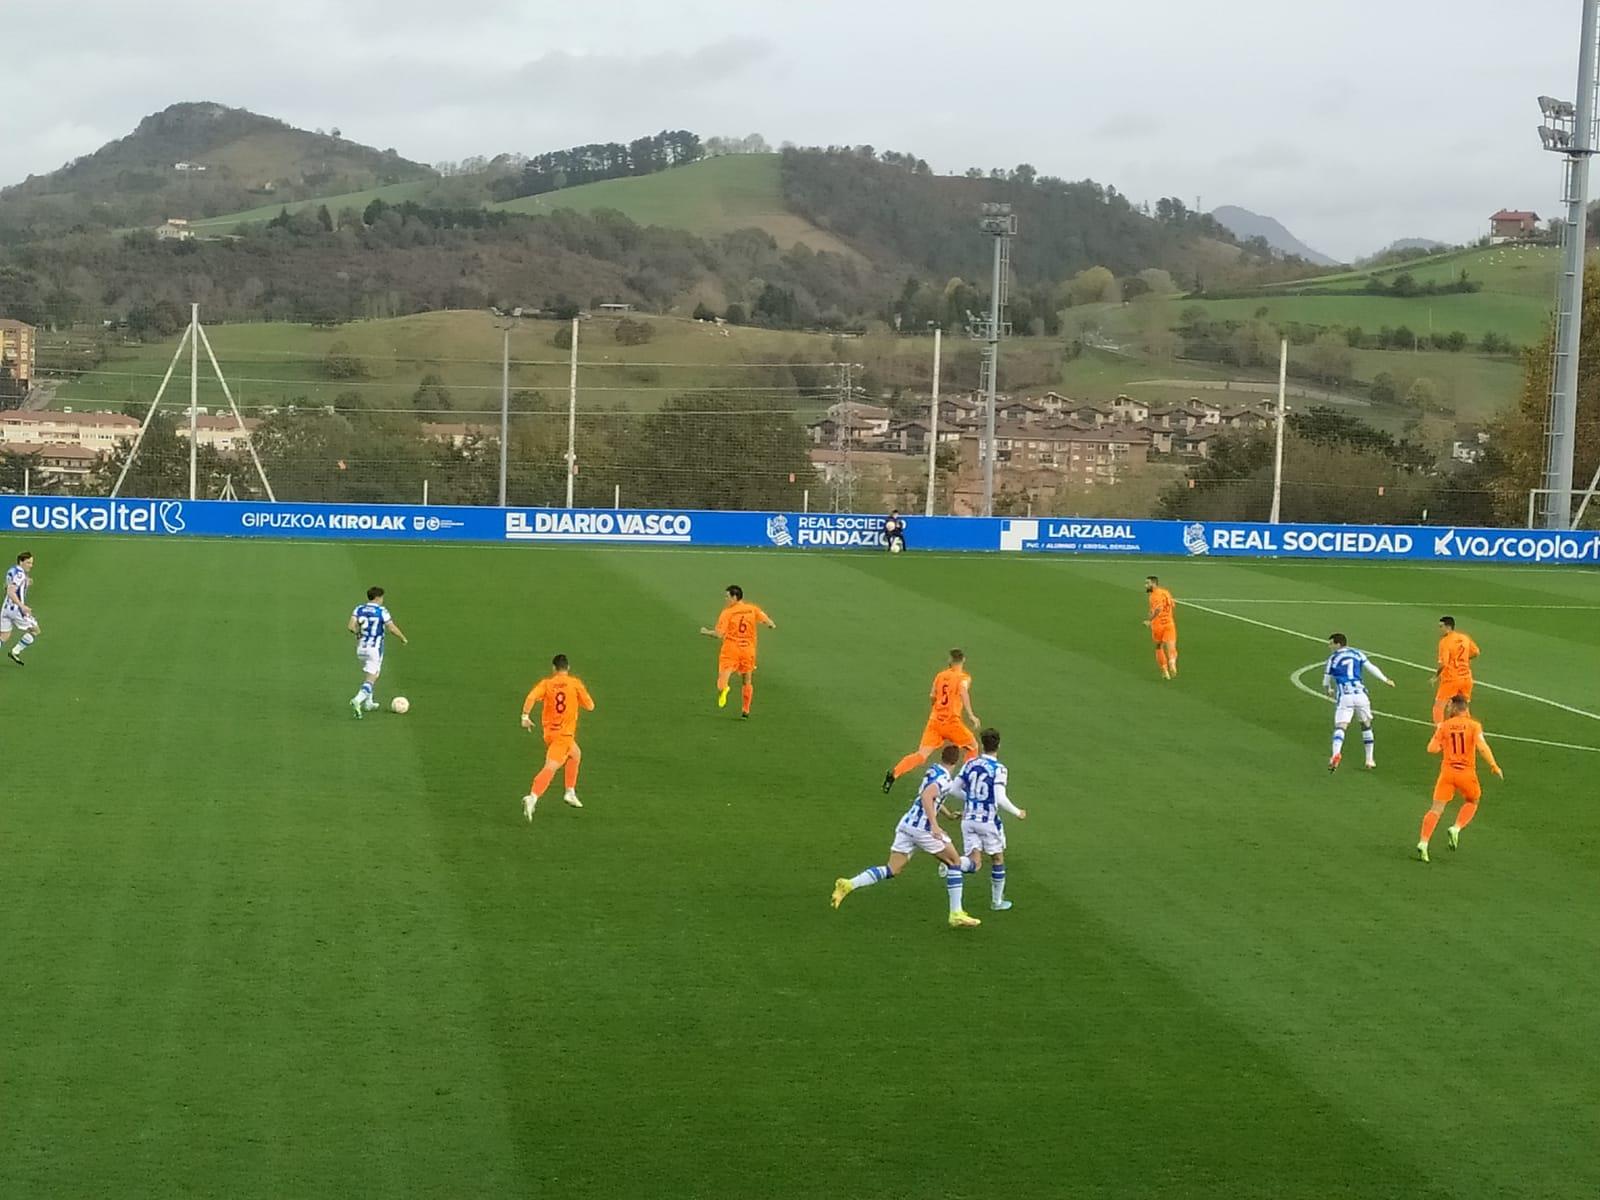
[18,314,1597,528]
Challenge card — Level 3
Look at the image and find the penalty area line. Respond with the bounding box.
[1186,599,1600,724]
[1288,664,1600,754]
[1185,599,1600,610]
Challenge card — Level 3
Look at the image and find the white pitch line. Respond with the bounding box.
[1186,599,1600,610]
[1288,664,1600,754]
[1187,600,1600,723]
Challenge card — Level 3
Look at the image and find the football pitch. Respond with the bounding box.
[2,537,1596,1199]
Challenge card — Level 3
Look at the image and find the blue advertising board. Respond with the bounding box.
[0,496,1596,566]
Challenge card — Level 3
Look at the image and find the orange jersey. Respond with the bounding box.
[522,673,594,736]
[716,602,770,652]
[1437,631,1479,683]
[929,666,970,721]
[1148,587,1175,625]
[1428,715,1497,777]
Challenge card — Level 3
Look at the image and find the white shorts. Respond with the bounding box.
[357,647,384,678]
[1334,694,1373,726]
[961,819,1006,857]
[0,610,37,635]
[890,823,953,857]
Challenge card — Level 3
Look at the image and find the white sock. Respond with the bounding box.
[1362,727,1375,764]
[1331,727,1345,757]
[849,866,890,890]
[353,682,373,705]
[12,632,32,657]
[992,865,1007,906]
[945,869,965,913]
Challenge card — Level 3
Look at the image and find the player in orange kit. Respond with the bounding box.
[1432,615,1479,724]
[699,584,775,718]
[519,653,595,821]
[882,648,981,793]
[1144,575,1178,679]
[1416,696,1502,862]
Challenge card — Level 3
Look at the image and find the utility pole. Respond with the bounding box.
[565,316,578,508]
[188,302,199,499]
[1536,0,1600,528]
[1269,339,1288,523]
[498,325,510,507]
[925,326,941,517]
[973,204,1015,517]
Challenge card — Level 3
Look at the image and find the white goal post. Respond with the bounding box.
[1526,482,1600,530]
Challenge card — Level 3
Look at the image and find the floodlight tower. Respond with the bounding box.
[972,203,1015,517]
[1536,0,1600,529]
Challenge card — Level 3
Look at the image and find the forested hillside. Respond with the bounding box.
[0,103,431,241]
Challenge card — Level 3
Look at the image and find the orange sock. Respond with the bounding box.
[563,758,580,789]
[1155,647,1168,672]
[1420,810,1440,843]
[531,764,557,796]
[1455,801,1478,830]
[892,751,926,780]
[741,684,753,714]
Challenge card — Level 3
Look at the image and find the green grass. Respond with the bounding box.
[48,311,861,414]
[491,155,853,253]
[1262,244,1561,298]
[1186,292,1548,347]
[187,181,435,233]
[1,537,1597,1197]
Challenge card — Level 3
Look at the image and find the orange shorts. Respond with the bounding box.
[542,733,578,765]
[1150,621,1176,645]
[718,645,756,676]
[1432,770,1481,804]
[919,716,976,752]
[1436,679,1472,703]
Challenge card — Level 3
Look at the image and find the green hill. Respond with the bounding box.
[491,155,855,254]
[0,102,433,237]
[187,181,436,233]
[1225,243,1558,345]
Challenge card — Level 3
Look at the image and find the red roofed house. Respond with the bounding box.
[1489,210,1540,243]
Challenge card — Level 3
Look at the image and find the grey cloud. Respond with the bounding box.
[1218,141,1309,172]
[1092,111,1163,139]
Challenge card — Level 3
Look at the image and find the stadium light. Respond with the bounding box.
[1533,0,1600,530]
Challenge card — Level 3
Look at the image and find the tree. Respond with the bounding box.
[613,392,817,509]
[1307,331,1354,383]
[413,373,452,411]
[614,317,655,345]
[1065,266,1116,306]
[322,341,368,380]
[1230,319,1279,368]
[692,302,717,322]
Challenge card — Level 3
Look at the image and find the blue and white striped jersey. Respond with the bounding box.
[1324,647,1374,697]
[959,755,1010,826]
[3,564,29,613]
[352,603,391,651]
[900,763,958,831]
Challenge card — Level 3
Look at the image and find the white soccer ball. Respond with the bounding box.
[390,697,410,714]
[889,539,903,554]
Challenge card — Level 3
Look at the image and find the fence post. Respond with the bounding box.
[423,479,429,506]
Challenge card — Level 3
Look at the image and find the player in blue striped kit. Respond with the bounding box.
[1323,633,1395,771]
[347,586,408,719]
[832,744,981,928]
[957,728,1027,911]
[0,551,39,665]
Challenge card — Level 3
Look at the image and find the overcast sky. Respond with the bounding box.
[1,0,1589,259]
